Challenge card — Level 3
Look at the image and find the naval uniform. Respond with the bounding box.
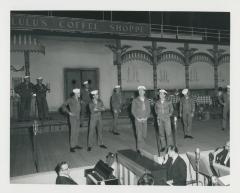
[179,96,195,136]
[88,98,105,147]
[131,96,151,151]
[34,83,49,120]
[155,99,174,148]
[110,92,122,133]
[62,96,81,148]
[219,92,230,130]
[14,81,35,121]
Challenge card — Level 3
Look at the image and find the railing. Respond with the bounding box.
[151,24,230,43]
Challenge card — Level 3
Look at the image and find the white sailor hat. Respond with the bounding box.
[24,76,30,79]
[91,90,98,95]
[159,89,167,94]
[37,77,43,80]
[115,85,121,89]
[72,88,80,94]
[83,81,89,85]
[137,85,146,90]
[182,88,188,95]
[227,85,230,88]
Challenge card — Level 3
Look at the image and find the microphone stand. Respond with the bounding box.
[195,148,200,186]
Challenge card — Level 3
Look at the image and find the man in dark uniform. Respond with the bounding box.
[14,76,35,121]
[110,85,122,135]
[56,161,78,185]
[219,85,230,130]
[87,90,107,151]
[34,77,49,120]
[179,89,195,139]
[61,88,82,152]
[131,86,151,154]
[80,81,91,126]
[155,89,174,152]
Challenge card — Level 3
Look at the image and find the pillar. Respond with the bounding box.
[24,50,30,76]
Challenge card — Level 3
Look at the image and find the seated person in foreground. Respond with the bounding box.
[55,161,78,185]
[163,145,187,185]
[211,141,230,167]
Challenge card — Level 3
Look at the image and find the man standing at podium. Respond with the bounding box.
[131,86,151,154]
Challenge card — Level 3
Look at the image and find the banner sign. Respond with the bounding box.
[11,14,150,36]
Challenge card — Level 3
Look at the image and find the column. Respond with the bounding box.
[116,40,122,87]
[152,41,158,95]
[24,50,30,76]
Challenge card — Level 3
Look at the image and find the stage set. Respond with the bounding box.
[10,11,230,186]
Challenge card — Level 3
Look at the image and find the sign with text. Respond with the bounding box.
[11,14,150,36]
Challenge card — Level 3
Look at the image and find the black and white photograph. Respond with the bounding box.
[1,0,240,193]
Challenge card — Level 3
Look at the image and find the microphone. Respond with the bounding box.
[195,148,200,161]
[195,148,200,186]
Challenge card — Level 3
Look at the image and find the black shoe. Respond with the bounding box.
[75,146,82,150]
[113,131,120,135]
[87,147,92,151]
[100,144,107,149]
[184,135,190,139]
[160,147,166,152]
[70,148,75,152]
[188,136,194,139]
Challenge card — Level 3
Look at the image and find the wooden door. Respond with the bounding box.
[80,69,99,91]
[64,68,99,99]
[64,69,81,99]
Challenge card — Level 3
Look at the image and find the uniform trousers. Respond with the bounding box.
[157,116,173,148]
[69,116,81,148]
[182,113,192,135]
[20,96,32,121]
[113,112,119,132]
[222,105,230,129]
[88,114,103,147]
[135,119,147,151]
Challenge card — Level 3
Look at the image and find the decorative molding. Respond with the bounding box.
[189,52,214,66]
[207,48,225,58]
[121,50,153,65]
[218,54,230,65]
[157,51,185,65]
[143,46,166,56]
[10,65,25,72]
[11,33,45,55]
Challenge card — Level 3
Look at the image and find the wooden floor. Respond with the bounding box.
[10,117,229,177]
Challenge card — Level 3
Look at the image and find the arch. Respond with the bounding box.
[189,52,214,66]
[121,50,153,65]
[218,54,230,66]
[157,51,185,66]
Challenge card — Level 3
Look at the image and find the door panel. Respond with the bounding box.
[81,70,98,91]
[64,70,81,99]
[64,68,99,100]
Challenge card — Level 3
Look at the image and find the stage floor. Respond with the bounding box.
[10,117,229,177]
